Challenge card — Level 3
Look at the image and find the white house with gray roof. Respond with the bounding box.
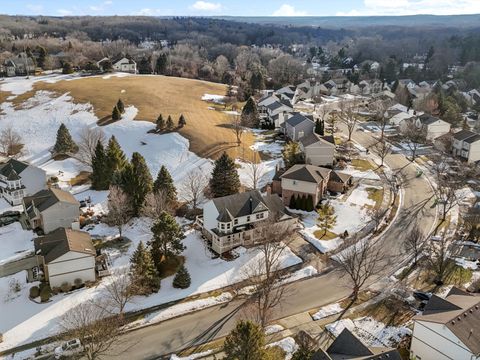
[282,113,315,141]
[452,129,480,164]
[415,114,451,141]
[299,133,336,167]
[200,190,295,254]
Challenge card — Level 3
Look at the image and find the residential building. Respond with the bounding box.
[410,288,480,360]
[112,57,137,73]
[200,190,296,254]
[278,164,352,206]
[314,328,401,360]
[452,129,480,163]
[23,188,80,234]
[0,158,46,206]
[258,94,293,128]
[34,228,96,288]
[299,133,336,167]
[3,53,35,77]
[282,113,315,141]
[415,114,451,141]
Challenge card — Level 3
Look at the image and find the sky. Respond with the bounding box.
[3,0,480,17]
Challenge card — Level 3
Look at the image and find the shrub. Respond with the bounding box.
[40,285,52,302]
[60,282,72,293]
[51,287,61,295]
[29,286,40,298]
[74,278,83,288]
[172,265,191,289]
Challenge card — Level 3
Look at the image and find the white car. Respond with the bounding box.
[54,339,82,359]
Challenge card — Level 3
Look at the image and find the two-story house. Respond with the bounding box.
[4,53,36,77]
[452,129,480,164]
[299,133,336,167]
[258,95,293,128]
[281,113,315,141]
[200,190,295,254]
[23,188,80,234]
[415,114,451,141]
[0,158,47,205]
[112,57,137,73]
[410,288,480,360]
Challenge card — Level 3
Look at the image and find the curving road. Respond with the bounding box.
[112,128,437,359]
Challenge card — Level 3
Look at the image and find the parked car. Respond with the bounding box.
[1,210,21,217]
[0,217,16,227]
[54,339,82,359]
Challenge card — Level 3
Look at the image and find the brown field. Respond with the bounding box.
[5,75,255,160]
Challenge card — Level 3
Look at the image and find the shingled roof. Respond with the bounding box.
[24,188,79,218]
[281,164,331,184]
[0,158,29,179]
[299,133,336,148]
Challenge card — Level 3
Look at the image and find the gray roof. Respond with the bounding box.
[418,114,441,126]
[453,129,477,141]
[464,134,480,144]
[266,101,287,111]
[0,158,29,179]
[24,188,79,217]
[34,228,95,263]
[300,133,336,148]
[281,164,331,184]
[285,113,314,127]
[330,171,352,184]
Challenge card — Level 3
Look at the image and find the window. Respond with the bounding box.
[234,219,238,225]
[220,223,225,230]
[246,216,251,222]
[298,131,304,138]
[293,180,297,185]
[256,213,264,220]
[227,223,231,229]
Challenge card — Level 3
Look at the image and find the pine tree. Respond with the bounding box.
[153,165,177,204]
[149,211,185,268]
[223,320,267,360]
[62,61,73,74]
[130,241,160,294]
[155,53,168,75]
[172,264,191,289]
[306,195,314,212]
[117,99,125,114]
[156,114,165,131]
[178,114,186,127]
[112,106,121,121]
[317,202,337,237]
[289,195,297,210]
[119,152,153,217]
[105,136,127,187]
[315,119,325,136]
[299,195,307,211]
[91,141,108,190]
[166,115,174,130]
[53,123,78,154]
[240,97,259,128]
[209,152,241,198]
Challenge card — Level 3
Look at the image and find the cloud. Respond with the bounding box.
[57,9,73,16]
[190,1,222,11]
[26,4,44,14]
[272,4,308,16]
[136,8,165,16]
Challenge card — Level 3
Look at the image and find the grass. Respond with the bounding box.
[8,75,256,160]
[157,255,185,279]
[94,236,131,252]
[69,171,91,186]
[444,263,473,286]
[339,290,378,309]
[354,296,415,327]
[351,158,376,172]
[366,187,384,210]
[313,229,338,240]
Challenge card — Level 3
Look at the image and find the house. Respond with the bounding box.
[282,113,315,141]
[112,57,137,73]
[415,114,451,141]
[299,133,336,167]
[200,190,295,254]
[452,129,480,163]
[34,228,96,288]
[258,95,293,128]
[278,164,352,206]
[313,328,401,360]
[387,104,422,127]
[0,158,47,206]
[23,188,80,234]
[4,53,36,77]
[410,288,480,360]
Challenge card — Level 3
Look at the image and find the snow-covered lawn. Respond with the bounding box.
[0,222,35,265]
[265,324,285,335]
[236,158,281,190]
[201,94,225,104]
[170,350,213,360]
[268,337,298,360]
[312,302,343,320]
[326,317,411,347]
[340,165,381,181]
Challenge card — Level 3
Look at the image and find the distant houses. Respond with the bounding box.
[2,52,36,77]
[97,56,137,74]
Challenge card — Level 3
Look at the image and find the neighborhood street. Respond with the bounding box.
[111,127,437,359]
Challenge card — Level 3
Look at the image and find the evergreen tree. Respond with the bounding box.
[166,115,174,130]
[315,119,324,135]
[116,99,125,114]
[149,211,185,267]
[91,141,108,190]
[153,165,177,204]
[156,114,165,131]
[317,202,337,237]
[249,71,265,91]
[299,195,307,211]
[209,152,241,198]
[289,195,297,210]
[62,61,73,74]
[53,123,78,154]
[223,320,267,360]
[240,97,259,128]
[172,264,191,289]
[306,195,314,212]
[130,241,160,294]
[112,106,121,121]
[282,142,304,169]
[178,114,187,127]
[36,46,47,69]
[105,136,127,186]
[119,152,153,216]
[155,53,168,75]
[138,56,153,74]
[391,79,400,93]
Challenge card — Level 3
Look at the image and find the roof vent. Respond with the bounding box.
[451,321,455,325]
[457,317,461,321]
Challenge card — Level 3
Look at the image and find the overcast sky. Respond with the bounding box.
[5,0,480,17]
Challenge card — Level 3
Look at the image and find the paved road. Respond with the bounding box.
[111,127,437,359]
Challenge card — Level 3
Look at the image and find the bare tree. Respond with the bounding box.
[75,126,106,168]
[368,207,384,233]
[402,120,426,161]
[102,268,137,314]
[373,139,392,167]
[244,151,265,190]
[335,237,386,302]
[0,126,24,158]
[403,224,423,266]
[425,236,451,285]
[104,186,131,238]
[142,190,171,217]
[327,110,339,136]
[339,99,359,142]
[370,99,394,141]
[181,168,208,210]
[230,114,243,145]
[58,299,127,360]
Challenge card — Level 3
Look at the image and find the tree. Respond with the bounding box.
[104,186,132,238]
[166,115,174,130]
[244,151,265,190]
[317,203,337,237]
[149,211,185,267]
[102,268,136,314]
[339,99,359,142]
[172,265,191,289]
[130,241,160,295]
[178,114,186,127]
[91,141,108,190]
[282,141,304,169]
[0,126,24,158]
[373,139,392,167]
[76,127,106,169]
[138,56,153,74]
[156,114,165,131]
[402,120,426,161]
[155,53,168,75]
[425,236,450,285]
[112,106,121,121]
[153,165,177,205]
[119,152,153,217]
[241,97,259,128]
[289,195,298,210]
[36,45,47,69]
[116,99,125,114]
[142,190,172,218]
[53,123,78,155]
[306,195,314,212]
[209,152,240,198]
[403,224,423,266]
[62,61,73,74]
[230,115,244,145]
[105,135,127,186]
[315,119,324,136]
[327,110,339,135]
[223,320,267,360]
[291,331,316,360]
[181,168,208,210]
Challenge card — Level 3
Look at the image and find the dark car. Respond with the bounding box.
[0,217,16,227]
[1,210,21,217]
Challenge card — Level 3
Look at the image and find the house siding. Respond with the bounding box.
[281,178,325,205]
[41,202,80,234]
[303,143,335,166]
[20,166,47,196]
[47,251,95,288]
[285,120,315,141]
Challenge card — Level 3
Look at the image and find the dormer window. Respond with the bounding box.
[234,219,238,225]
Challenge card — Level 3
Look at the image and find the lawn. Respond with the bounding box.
[351,158,376,171]
[313,229,338,240]
[9,75,255,160]
[366,187,384,210]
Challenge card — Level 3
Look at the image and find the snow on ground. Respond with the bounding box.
[170,350,213,360]
[280,265,317,284]
[236,158,281,190]
[74,189,110,215]
[251,139,285,157]
[265,324,285,335]
[0,222,35,265]
[201,94,225,104]
[0,198,22,214]
[0,73,83,96]
[268,337,298,360]
[312,302,343,320]
[454,257,478,270]
[326,317,411,347]
[341,165,381,181]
